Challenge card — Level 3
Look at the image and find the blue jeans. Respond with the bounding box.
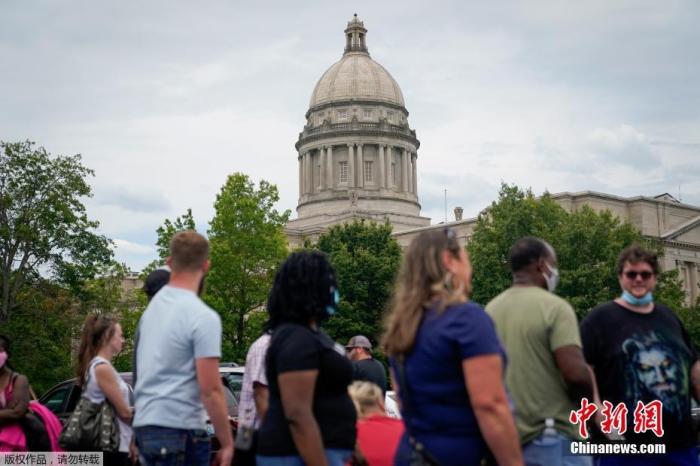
[135,426,211,466]
[523,432,592,466]
[257,449,353,466]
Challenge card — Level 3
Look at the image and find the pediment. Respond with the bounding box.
[662,215,700,243]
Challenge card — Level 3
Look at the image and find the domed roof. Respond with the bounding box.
[309,15,405,108]
[310,54,405,108]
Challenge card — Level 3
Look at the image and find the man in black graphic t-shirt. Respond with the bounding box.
[581,245,700,466]
[346,335,387,395]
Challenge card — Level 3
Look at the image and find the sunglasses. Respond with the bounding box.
[624,270,654,280]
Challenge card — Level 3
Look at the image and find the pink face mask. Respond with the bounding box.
[0,352,7,368]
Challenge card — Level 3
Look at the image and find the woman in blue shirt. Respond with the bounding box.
[382,229,523,466]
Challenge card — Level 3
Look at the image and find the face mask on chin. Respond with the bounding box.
[621,289,653,306]
[543,263,560,293]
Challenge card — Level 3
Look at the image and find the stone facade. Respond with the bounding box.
[393,191,700,305]
[283,16,700,305]
[285,15,429,248]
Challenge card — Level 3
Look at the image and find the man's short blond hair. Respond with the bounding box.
[170,231,209,272]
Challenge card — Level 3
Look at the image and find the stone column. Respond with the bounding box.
[319,147,326,190]
[298,154,303,197]
[326,145,333,189]
[402,148,409,192]
[357,144,364,188]
[385,145,392,187]
[378,145,385,189]
[406,152,412,193]
[305,152,312,193]
[301,153,307,194]
[412,153,418,195]
[348,144,355,188]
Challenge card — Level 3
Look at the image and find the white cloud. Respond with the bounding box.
[1,0,698,270]
[111,239,155,256]
[95,184,171,213]
[585,125,658,170]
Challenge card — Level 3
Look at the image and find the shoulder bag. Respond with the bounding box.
[59,361,120,452]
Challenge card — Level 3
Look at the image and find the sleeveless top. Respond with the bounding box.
[84,357,132,452]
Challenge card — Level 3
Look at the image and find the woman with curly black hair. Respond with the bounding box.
[257,251,356,466]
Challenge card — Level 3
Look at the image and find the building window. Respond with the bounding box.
[317,112,324,125]
[339,162,348,183]
[391,162,397,185]
[387,111,394,123]
[315,164,321,187]
[364,161,373,182]
[363,109,372,119]
[337,109,348,121]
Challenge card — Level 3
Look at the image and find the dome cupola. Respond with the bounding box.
[286,15,429,246]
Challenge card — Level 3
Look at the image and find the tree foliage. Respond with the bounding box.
[205,173,290,361]
[1,281,79,394]
[140,209,196,278]
[315,220,402,347]
[467,184,684,321]
[0,140,112,321]
[155,208,196,261]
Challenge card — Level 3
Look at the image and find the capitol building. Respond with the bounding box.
[285,15,700,305]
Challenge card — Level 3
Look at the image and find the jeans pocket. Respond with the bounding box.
[136,427,187,465]
[530,433,561,448]
[187,430,211,466]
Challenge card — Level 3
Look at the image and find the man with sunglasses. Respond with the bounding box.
[581,245,700,465]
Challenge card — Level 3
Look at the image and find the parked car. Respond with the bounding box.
[219,363,245,401]
[40,369,239,454]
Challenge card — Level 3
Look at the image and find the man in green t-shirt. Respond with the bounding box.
[486,237,593,466]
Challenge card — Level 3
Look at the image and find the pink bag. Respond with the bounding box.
[0,424,25,452]
[28,401,63,451]
[0,373,63,452]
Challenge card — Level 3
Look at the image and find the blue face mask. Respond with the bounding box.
[621,289,653,306]
[326,288,340,316]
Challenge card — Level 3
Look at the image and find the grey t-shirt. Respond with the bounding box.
[133,285,222,430]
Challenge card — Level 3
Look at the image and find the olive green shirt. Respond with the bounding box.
[486,286,582,445]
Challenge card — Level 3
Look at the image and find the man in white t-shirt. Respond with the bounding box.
[234,332,271,466]
[134,231,233,466]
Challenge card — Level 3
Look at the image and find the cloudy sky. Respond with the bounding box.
[2,1,698,270]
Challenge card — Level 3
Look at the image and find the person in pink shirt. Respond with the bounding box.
[348,381,404,466]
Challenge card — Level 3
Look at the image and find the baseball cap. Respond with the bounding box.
[143,265,171,301]
[346,335,372,350]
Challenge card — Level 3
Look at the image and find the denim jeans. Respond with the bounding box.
[523,431,592,466]
[135,426,211,466]
[257,449,353,466]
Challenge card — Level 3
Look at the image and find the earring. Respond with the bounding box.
[443,272,454,292]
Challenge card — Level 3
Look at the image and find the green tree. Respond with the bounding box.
[2,280,81,394]
[467,184,567,306]
[316,220,402,347]
[140,209,196,278]
[467,184,684,319]
[205,173,290,361]
[0,140,112,321]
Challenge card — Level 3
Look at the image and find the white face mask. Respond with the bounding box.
[543,263,560,292]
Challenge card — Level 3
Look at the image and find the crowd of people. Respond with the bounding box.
[1,228,699,466]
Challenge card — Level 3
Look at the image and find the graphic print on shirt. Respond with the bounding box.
[621,331,690,422]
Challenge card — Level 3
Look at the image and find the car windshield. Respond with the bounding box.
[223,373,243,400]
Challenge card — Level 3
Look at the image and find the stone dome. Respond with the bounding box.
[309,53,405,108]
